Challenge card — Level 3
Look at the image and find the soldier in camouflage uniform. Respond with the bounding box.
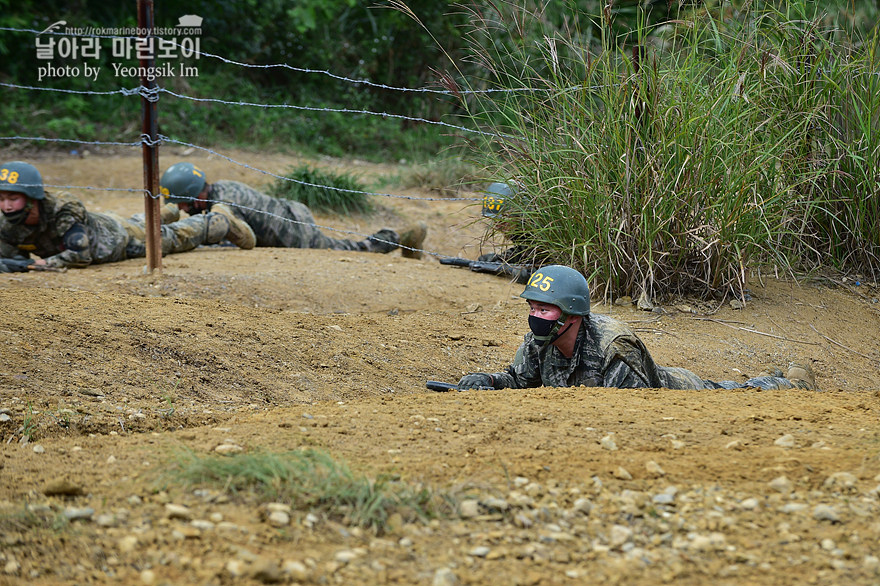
[0,161,255,271]
[458,265,817,391]
[160,162,427,256]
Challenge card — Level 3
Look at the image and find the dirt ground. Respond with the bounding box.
[2,149,880,585]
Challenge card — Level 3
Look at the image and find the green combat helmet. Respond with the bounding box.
[520,265,591,316]
[160,162,206,204]
[0,161,45,200]
[481,181,514,218]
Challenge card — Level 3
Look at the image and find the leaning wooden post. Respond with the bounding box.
[138,0,162,272]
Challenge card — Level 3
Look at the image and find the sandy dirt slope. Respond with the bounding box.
[1,150,880,585]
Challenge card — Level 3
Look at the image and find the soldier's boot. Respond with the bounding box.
[756,366,785,378]
[786,363,818,390]
[204,213,231,245]
[398,221,427,259]
[160,203,181,224]
[211,204,256,249]
[364,228,399,254]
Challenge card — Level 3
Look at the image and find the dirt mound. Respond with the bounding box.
[2,151,880,585]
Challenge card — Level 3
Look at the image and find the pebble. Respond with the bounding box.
[459,500,480,518]
[774,434,796,448]
[63,507,94,521]
[267,511,290,527]
[119,536,138,553]
[780,503,808,514]
[653,493,675,505]
[165,504,192,520]
[191,520,215,531]
[768,476,793,494]
[0,413,10,422]
[140,569,156,584]
[469,546,490,557]
[335,550,359,563]
[823,472,858,490]
[95,514,116,527]
[226,560,246,577]
[614,467,632,480]
[481,497,509,511]
[281,560,309,581]
[813,504,840,522]
[645,461,665,477]
[572,498,593,515]
[609,525,632,547]
[32,444,45,454]
[600,434,618,451]
[4,559,20,575]
[433,567,459,586]
[214,443,243,454]
[740,497,760,510]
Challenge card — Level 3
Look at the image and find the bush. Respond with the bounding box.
[451,0,880,301]
[267,165,373,215]
[161,447,453,533]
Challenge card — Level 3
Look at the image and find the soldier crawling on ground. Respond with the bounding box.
[0,160,255,272]
[159,162,427,258]
[457,264,817,391]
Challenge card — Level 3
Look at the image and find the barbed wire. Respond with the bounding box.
[0,134,483,203]
[157,88,499,138]
[158,137,481,203]
[0,135,143,148]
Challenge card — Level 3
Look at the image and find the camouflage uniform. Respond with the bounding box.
[198,180,390,250]
[487,313,808,391]
[0,192,224,269]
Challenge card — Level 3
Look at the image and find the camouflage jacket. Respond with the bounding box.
[206,181,320,248]
[0,192,127,268]
[490,313,710,389]
[488,313,804,390]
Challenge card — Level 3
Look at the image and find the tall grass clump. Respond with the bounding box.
[437,0,880,300]
[161,448,452,533]
[267,165,373,215]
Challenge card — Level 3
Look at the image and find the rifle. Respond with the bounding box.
[0,258,67,273]
[439,257,532,284]
[426,380,494,392]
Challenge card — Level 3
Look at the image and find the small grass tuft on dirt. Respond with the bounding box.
[162,447,453,533]
[268,165,373,215]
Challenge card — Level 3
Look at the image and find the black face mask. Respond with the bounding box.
[528,315,559,340]
[2,208,30,225]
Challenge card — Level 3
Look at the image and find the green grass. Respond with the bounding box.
[450,0,880,301]
[267,165,373,215]
[161,447,453,533]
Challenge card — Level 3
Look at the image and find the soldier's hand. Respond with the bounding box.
[457,373,495,390]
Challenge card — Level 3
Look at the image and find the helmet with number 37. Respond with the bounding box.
[481,181,515,218]
[0,161,44,200]
[520,265,591,316]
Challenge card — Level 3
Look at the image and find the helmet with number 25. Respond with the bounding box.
[0,161,44,200]
[520,265,591,316]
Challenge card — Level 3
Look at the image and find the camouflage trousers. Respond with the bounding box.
[107,212,222,258]
[660,366,808,391]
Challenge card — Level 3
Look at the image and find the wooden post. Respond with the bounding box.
[138,0,161,272]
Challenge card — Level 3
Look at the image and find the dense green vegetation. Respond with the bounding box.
[268,165,373,215]
[456,1,880,300]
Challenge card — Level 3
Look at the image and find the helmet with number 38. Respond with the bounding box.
[520,265,591,316]
[0,161,44,200]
